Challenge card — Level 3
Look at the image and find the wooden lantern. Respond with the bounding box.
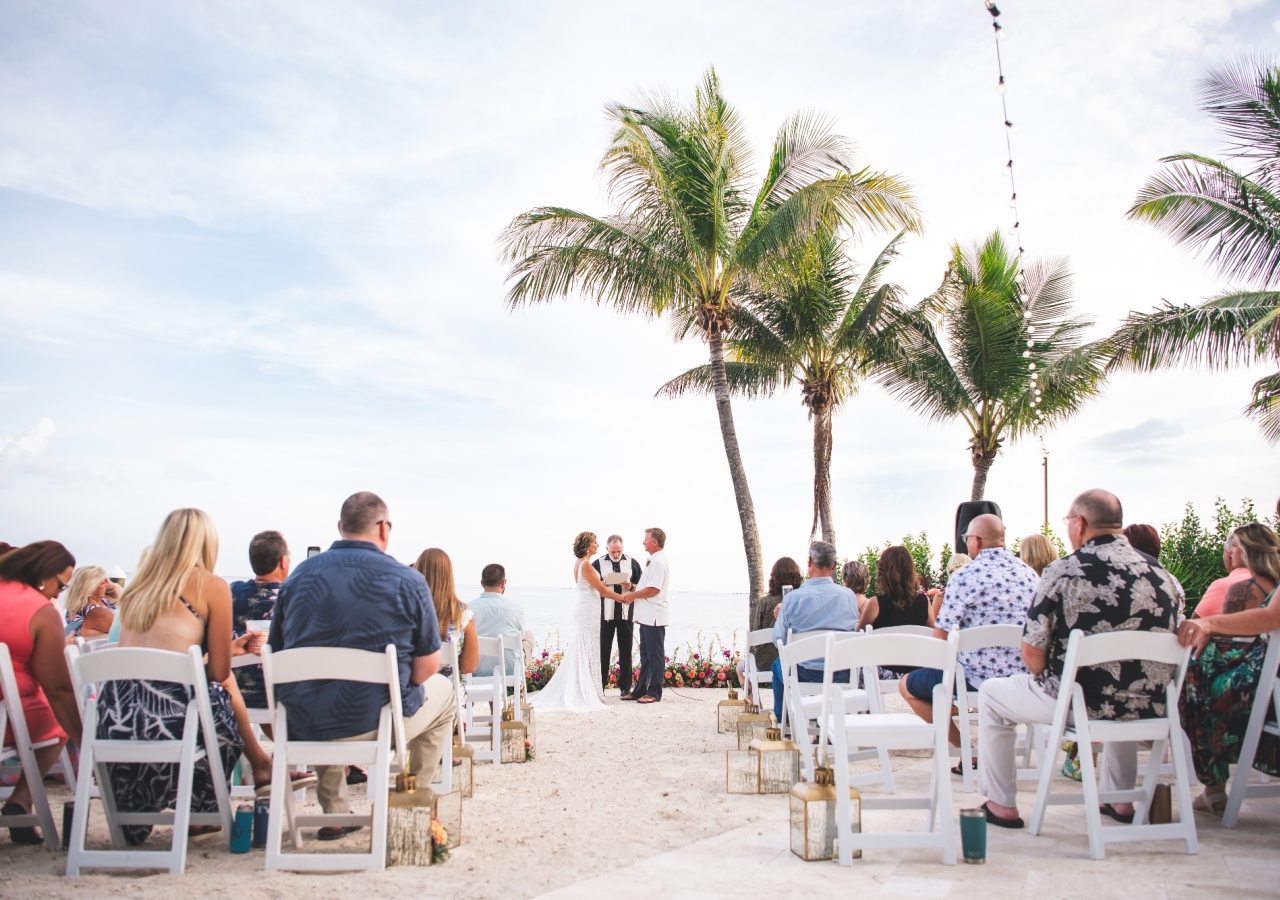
[749,726,801,794]
[735,701,772,750]
[789,750,860,860]
[726,749,759,794]
[451,736,474,798]
[386,770,463,865]
[717,688,748,733]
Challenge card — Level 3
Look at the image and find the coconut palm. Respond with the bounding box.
[877,231,1106,501]
[656,228,909,547]
[1111,57,1280,440]
[498,69,922,600]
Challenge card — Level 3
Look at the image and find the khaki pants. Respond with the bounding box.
[978,673,1137,809]
[315,673,456,814]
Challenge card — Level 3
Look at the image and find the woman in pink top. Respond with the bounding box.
[0,541,84,844]
[1195,532,1253,618]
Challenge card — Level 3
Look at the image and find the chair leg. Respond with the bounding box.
[1133,739,1164,824]
[58,745,77,796]
[1029,721,1066,836]
[66,731,97,876]
[94,760,126,848]
[1168,718,1199,855]
[936,731,956,865]
[1075,712,1105,861]
[878,746,895,794]
[168,705,201,874]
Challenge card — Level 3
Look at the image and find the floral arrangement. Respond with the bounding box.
[531,632,743,691]
[430,817,449,864]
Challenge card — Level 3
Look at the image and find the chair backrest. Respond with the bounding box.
[438,638,458,670]
[71,645,200,687]
[263,643,405,766]
[1057,629,1192,721]
[747,628,774,648]
[777,632,837,671]
[474,635,503,670]
[868,624,935,637]
[0,643,25,744]
[956,623,1023,653]
[827,631,955,674]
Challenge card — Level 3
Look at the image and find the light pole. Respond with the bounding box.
[1040,436,1049,533]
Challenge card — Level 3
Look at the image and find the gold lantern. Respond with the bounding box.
[717,688,748,733]
[519,699,536,757]
[499,702,529,764]
[789,750,860,860]
[386,770,464,865]
[451,735,474,798]
[726,749,759,794]
[749,726,801,794]
[735,701,772,750]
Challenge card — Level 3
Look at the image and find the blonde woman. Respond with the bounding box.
[63,565,120,639]
[106,509,307,844]
[1018,533,1057,575]
[413,548,479,676]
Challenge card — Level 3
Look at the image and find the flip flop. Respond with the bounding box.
[1099,803,1135,824]
[318,825,363,841]
[979,801,1024,829]
[2,802,42,845]
[951,761,977,777]
[1193,789,1228,817]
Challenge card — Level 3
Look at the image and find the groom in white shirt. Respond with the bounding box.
[620,527,670,705]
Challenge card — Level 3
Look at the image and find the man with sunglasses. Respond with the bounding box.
[269,491,455,840]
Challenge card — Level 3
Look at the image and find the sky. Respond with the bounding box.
[1,0,1278,593]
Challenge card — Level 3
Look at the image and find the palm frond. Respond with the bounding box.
[1245,370,1280,443]
[1199,55,1280,188]
[655,361,783,400]
[1106,294,1278,372]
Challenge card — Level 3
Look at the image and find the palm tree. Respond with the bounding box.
[656,228,909,547]
[877,231,1106,501]
[1110,57,1280,440]
[498,69,922,600]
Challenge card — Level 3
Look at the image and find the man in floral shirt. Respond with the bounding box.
[976,490,1183,828]
[230,530,290,709]
[898,513,1037,748]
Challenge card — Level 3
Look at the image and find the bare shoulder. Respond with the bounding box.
[1223,579,1264,615]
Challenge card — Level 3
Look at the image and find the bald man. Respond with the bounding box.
[899,513,1038,750]
[973,489,1183,829]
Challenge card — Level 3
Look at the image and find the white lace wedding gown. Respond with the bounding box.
[530,562,606,712]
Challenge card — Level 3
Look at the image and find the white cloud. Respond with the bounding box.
[0,417,56,485]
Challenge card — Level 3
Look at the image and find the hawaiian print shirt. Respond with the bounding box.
[229,579,280,709]
[935,547,1038,686]
[1023,534,1183,720]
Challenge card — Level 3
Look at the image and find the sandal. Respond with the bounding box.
[318,825,363,841]
[979,801,1023,829]
[1193,789,1228,817]
[2,802,42,845]
[254,771,318,799]
[1099,803,1135,824]
[636,696,658,704]
[951,760,977,777]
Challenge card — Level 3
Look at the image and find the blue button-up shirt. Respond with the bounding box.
[772,576,860,672]
[268,540,440,741]
[470,591,527,677]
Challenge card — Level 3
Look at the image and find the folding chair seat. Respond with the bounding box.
[0,643,64,850]
[821,630,961,865]
[261,643,405,872]
[1223,627,1280,827]
[63,644,234,874]
[1027,629,1197,859]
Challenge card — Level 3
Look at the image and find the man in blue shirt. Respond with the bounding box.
[770,541,860,721]
[470,563,532,677]
[268,492,454,839]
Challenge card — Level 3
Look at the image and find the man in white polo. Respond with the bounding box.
[620,528,670,705]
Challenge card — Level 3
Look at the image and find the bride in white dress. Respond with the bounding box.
[530,532,615,712]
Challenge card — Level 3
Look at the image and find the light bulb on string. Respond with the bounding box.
[998,75,1006,94]
[1026,340,1034,348]
[993,21,1004,39]
[1022,350,1031,358]
[1028,362,1036,371]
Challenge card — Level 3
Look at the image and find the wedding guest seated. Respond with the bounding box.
[769,541,859,722]
[1178,522,1280,814]
[1124,523,1162,559]
[856,545,935,633]
[898,514,1037,762]
[63,565,121,640]
[470,563,533,678]
[230,530,290,711]
[751,557,802,672]
[1017,533,1057,575]
[0,541,83,844]
[843,560,872,618]
[106,510,250,844]
[1194,529,1252,619]
[975,490,1182,828]
[414,549,479,677]
[269,492,455,840]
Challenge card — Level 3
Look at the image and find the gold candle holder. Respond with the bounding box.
[789,749,860,860]
[717,688,748,733]
[749,726,801,794]
[726,749,759,794]
[735,701,772,750]
[499,702,529,764]
[451,735,474,798]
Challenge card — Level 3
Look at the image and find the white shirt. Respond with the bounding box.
[631,549,670,627]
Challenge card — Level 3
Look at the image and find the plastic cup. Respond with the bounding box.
[960,808,987,864]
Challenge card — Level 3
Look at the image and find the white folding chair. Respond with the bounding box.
[1027,629,1197,860]
[1223,628,1280,827]
[951,624,1025,793]
[64,644,234,875]
[500,633,528,712]
[780,629,843,740]
[463,636,507,765]
[822,630,960,865]
[0,643,64,850]
[229,632,275,800]
[261,643,404,872]
[742,628,775,708]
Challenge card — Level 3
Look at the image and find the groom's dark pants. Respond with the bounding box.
[601,616,633,693]
[634,624,666,701]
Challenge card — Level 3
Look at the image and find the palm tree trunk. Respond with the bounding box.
[707,329,765,601]
[970,445,998,501]
[810,402,836,547]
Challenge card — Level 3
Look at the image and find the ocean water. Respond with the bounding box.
[457,583,751,657]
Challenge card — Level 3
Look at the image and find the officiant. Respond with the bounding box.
[593,534,642,694]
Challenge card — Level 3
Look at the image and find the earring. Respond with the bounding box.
[38,582,45,591]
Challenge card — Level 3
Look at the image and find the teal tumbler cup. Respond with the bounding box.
[960,808,987,864]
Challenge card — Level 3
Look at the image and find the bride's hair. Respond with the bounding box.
[573,532,596,559]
